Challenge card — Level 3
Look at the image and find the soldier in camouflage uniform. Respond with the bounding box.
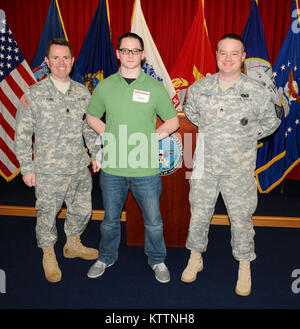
[181,34,281,296]
[15,39,99,283]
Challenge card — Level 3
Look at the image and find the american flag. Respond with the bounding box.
[0,13,36,181]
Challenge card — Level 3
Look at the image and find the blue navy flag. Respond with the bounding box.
[255,0,300,192]
[30,0,82,83]
[242,0,274,82]
[241,0,284,193]
[76,0,118,93]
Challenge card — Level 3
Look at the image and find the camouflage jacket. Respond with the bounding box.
[15,76,98,175]
[184,73,281,176]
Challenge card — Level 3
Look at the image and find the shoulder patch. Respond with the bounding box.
[20,95,31,108]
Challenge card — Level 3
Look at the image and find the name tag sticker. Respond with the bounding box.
[132,89,150,103]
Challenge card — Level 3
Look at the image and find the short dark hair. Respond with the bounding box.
[218,33,245,51]
[117,32,144,50]
[46,38,74,57]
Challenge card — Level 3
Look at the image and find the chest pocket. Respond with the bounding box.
[234,95,257,138]
[36,97,62,127]
[64,97,87,132]
[203,94,257,135]
[195,94,219,130]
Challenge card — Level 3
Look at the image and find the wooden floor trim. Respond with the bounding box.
[211,214,300,228]
[0,205,126,221]
[1,205,300,227]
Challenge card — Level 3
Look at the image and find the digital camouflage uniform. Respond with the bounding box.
[15,77,98,248]
[184,73,281,261]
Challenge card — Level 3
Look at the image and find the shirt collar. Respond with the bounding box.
[46,75,74,96]
[116,69,146,85]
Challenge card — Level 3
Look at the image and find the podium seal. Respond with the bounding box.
[158,134,183,176]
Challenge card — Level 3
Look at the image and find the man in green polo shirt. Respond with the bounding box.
[86,32,179,283]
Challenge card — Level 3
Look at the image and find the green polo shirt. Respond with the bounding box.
[87,70,177,177]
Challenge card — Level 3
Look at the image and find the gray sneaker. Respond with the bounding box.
[87,260,113,278]
[152,263,170,283]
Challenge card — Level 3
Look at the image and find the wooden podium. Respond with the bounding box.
[125,115,198,247]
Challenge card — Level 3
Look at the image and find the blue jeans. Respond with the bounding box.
[99,171,167,267]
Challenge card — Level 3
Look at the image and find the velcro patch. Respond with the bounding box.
[20,95,31,108]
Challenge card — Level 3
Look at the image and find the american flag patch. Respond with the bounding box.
[20,95,31,108]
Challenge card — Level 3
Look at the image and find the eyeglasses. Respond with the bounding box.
[49,56,72,62]
[118,48,143,55]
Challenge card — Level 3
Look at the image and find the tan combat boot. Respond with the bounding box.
[235,260,251,296]
[63,235,99,260]
[181,251,203,283]
[42,247,62,283]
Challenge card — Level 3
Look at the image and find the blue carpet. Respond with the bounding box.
[1,216,300,310]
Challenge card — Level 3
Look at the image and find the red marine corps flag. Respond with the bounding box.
[170,0,216,107]
[0,10,36,181]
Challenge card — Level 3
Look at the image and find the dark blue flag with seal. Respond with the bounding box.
[255,0,300,192]
[75,0,118,93]
[30,0,83,83]
[242,0,274,80]
[241,0,284,193]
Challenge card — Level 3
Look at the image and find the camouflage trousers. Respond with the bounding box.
[186,171,257,261]
[35,167,92,248]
